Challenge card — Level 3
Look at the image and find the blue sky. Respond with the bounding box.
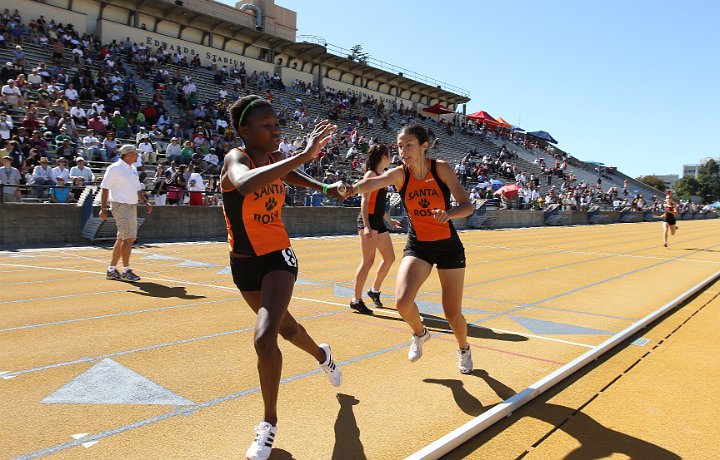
[226,1,717,178]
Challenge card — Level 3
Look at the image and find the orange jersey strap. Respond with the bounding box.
[400,159,456,242]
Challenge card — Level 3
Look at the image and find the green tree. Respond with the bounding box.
[674,176,701,199]
[637,175,667,191]
[348,44,369,65]
[697,159,720,202]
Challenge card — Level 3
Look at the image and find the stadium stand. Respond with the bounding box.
[0,2,705,220]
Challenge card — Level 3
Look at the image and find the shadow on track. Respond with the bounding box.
[368,310,528,342]
[332,393,366,460]
[126,281,207,299]
[426,370,680,459]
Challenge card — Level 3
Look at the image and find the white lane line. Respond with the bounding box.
[0,298,236,333]
[375,307,595,348]
[7,276,100,286]
[465,244,720,264]
[0,262,594,349]
[0,288,134,305]
[487,327,594,348]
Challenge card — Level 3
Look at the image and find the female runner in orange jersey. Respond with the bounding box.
[221,95,343,460]
[348,125,475,374]
[662,191,678,247]
[350,143,401,314]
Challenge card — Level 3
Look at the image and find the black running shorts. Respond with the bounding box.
[403,237,466,269]
[230,247,299,291]
[356,214,388,234]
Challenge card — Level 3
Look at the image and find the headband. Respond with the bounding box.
[238,99,262,126]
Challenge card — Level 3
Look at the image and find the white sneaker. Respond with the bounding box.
[458,346,473,374]
[408,327,431,362]
[246,421,277,460]
[319,343,342,387]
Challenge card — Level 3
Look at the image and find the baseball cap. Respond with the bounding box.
[119,144,137,157]
[75,156,85,162]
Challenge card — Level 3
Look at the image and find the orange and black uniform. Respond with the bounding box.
[663,203,677,225]
[399,159,465,269]
[222,149,298,290]
[356,186,388,233]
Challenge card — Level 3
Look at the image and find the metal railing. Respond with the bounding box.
[297,35,470,98]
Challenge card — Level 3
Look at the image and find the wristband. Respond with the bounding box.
[322,183,329,194]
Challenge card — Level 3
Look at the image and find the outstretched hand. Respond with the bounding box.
[325,181,348,200]
[305,120,337,158]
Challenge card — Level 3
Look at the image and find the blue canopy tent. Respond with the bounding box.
[708,201,720,208]
[490,179,505,191]
[526,130,558,144]
[511,125,525,132]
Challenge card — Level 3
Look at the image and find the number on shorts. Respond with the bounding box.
[282,247,298,267]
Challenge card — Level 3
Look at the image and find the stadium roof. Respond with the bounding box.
[114,0,469,106]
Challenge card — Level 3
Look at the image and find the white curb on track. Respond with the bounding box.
[407,271,720,460]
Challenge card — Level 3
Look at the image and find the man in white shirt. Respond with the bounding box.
[82,129,104,162]
[165,137,182,164]
[52,158,70,182]
[27,68,43,88]
[71,46,83,64]
[345,145,357,161]
[137,137,156,164]
[135,126,148,144]
[1,79,23,108]
[1,155,22,202]
[215,117,228,134]
[100,145,152,282]
[182,80,196,97]
[69,157,95,182]
[31,157,56,197]
[187,166,205,206]
[278,137,291,155]
[64,83,79,103]
[203,149,220,174]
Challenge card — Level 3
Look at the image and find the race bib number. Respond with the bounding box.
[281,247,298,267]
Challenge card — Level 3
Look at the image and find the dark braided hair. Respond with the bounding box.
[365,143,389,173]
[229,95,274,140]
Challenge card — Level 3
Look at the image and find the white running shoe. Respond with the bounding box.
[319,343,342,387]
[458,346,473,374]
[408,327,431,362]
[246,421,277,460]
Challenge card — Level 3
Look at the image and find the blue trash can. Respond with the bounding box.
[311,192,323,207]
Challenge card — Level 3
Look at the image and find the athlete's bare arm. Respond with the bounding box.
[222,121,336,195]
[353,165,404,195]
[434,160,474,223]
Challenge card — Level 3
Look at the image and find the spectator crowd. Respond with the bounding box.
[0,8,697,218]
